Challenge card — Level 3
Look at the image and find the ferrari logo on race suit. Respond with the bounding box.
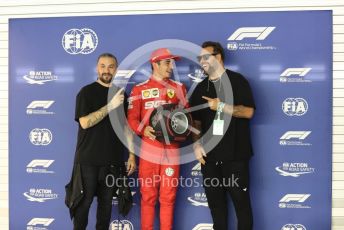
[167,89,175,99]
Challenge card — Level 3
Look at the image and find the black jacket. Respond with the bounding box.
[65,163,133,218]
[65,163,84,219]
[110,166,133,217]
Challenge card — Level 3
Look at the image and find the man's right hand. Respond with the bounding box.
[109,88,125,110]
[193,143,206,165]
[143,126,156,140]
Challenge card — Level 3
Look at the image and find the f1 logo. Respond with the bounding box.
[281,224,307,230]
[280,131,311,140]
[280,194,311,203]
[27,101,54,109]
[27,160,54,168]
[227,27,275,41]
[192,223,214,230]
[27,218,54,226]
[115,70,136,79]
[192,162,201,171]
[280,68,312,77]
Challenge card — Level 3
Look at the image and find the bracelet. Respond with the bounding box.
[217,102,225,113]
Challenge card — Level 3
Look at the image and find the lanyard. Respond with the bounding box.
[216,102,225,120]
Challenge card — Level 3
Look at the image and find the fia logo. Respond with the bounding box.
[109,220,134,230]
[227,42,239,51]
[282,98,308,116]
[29,128,52,146]
[62,28,98,55]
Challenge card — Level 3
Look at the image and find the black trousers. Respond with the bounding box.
[201,160,253,230]
[73,165,115,230]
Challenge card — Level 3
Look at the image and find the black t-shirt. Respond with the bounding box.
[74,82,126,166]
[190,69,256,161]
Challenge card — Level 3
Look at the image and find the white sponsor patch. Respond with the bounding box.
[142,88,159,99]
[165,167,174,176]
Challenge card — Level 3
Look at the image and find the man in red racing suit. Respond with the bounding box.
[127,48,188,230]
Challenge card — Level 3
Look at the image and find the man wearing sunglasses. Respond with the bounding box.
[190,41,255,230]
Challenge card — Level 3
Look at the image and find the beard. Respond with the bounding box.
[99,73,113,84]
[202,65,216,76]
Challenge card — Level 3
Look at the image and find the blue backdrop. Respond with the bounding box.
[9,10,332,230]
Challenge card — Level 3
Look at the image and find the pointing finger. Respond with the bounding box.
[115,87,125,95]
[202,96,212,101]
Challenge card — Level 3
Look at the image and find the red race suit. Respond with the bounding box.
[127,76,188,230]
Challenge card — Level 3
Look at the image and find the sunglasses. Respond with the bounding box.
[196,53,218,62]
